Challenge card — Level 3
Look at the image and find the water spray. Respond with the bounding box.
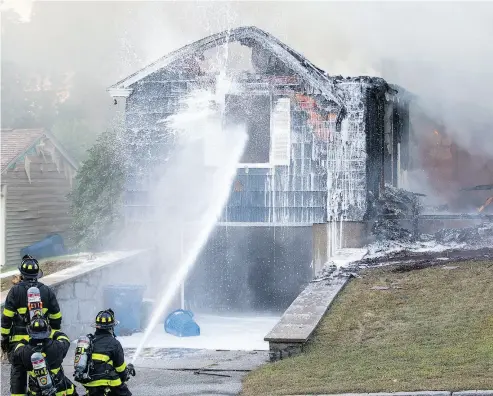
[131,73,247,363]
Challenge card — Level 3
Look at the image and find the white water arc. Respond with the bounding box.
[132,76,247,363]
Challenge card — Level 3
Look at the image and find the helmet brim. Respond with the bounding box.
[28,329,50,339]
[19,269,44,280]
[91,319,120,329]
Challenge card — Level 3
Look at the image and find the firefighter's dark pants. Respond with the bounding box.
[85,384,132,396]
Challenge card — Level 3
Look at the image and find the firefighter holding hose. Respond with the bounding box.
[73,309,135,396]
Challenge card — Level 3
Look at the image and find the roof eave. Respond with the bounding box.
[1,130,79,174]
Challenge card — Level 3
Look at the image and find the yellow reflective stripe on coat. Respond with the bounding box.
[11,393,26,396]
[42,308,49,315]
[115,362,127,373]
[1,327,10,335]
[3,307,15,317]
[91,353,111,363]
[56,335,70,343]
[10,334,29,342]
[48,311,62,319]
[83,378,122,387]
[17,307,27,314]
[14,343,25,351]
[29,390,72,396]
[28,367,61,377]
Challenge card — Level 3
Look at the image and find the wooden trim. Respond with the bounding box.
[107,88,133,98]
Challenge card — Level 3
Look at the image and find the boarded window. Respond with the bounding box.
[270,97,291,165]
[224,94,271,164]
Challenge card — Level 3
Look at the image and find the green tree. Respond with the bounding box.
[69,129,126,251]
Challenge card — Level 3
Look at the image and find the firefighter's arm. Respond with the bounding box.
[113,342,130,381]
[52,331,71,358]
[10,339,28,365]
[1,288,17,337]
[46,287,62,330]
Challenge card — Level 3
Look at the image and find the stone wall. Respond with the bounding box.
[55,250,155,340]
[1,250,154,341]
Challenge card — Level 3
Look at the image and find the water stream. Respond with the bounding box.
[131,73,247,362]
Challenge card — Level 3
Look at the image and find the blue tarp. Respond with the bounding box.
[165,309,200,337]
[20,234,67,260]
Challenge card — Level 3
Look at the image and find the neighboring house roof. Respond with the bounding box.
[108,26,344,107]
[1,128,78,173]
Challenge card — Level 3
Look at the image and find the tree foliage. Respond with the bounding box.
[69,129,126,251]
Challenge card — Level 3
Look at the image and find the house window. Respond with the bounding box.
[224,94,271,164]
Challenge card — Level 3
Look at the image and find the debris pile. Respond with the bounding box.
[371,184,422,242]
[434,221,493,245]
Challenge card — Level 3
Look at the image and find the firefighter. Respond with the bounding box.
[10,316,77,395]
[1,255,63,394]
[76,309,135,396]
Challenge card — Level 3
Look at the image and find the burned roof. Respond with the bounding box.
[109,26,345,106]
[1,128,78,173]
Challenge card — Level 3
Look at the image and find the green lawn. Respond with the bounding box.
[243,261,493,395]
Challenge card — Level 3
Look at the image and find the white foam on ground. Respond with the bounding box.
[118,314,280,351]
[364,240,466,259]
[329,248,368,268]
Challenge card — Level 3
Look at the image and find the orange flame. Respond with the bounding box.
[478,196,493,213]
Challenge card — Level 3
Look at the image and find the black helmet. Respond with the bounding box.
[28,317,51,340]
[93,309,119,330]
[19,255,43,280]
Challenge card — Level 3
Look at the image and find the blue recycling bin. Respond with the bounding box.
[103,285,146,336]
[20,234,67,260]
[165,309,200,337]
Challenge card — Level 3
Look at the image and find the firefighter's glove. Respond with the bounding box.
[127,363,136,377]
[1,335,9,353]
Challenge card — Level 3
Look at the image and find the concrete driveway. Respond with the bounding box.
[1,348,269,395]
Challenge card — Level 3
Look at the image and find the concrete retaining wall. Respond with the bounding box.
[1,250,153,341]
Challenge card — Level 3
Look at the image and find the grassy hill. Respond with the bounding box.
[243,261,493,395]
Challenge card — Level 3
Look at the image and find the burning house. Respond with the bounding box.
[108,26,413,313]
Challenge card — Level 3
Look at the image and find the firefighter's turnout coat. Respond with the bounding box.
[10,330,77,396]
[1,280,62,344]
[81,330,131,396]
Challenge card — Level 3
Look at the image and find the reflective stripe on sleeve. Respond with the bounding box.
[48,311,62,319]
[3,308,15,317]
[115,362,127,373]
[1,327,10,335]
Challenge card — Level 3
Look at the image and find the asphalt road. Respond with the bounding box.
[1,348,269,395]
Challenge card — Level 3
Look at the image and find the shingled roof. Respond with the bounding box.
[1,128,78,173]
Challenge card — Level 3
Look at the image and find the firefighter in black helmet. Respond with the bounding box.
[1,255,63,395]
[10,317,78,395]
[76,309,135,396]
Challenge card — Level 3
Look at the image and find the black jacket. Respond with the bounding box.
[81,330,129,389]
[11,330,76,395]
[1,280,62,343]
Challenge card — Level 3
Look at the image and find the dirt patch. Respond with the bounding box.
[1,260,79,292]
[354,247,493,269]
